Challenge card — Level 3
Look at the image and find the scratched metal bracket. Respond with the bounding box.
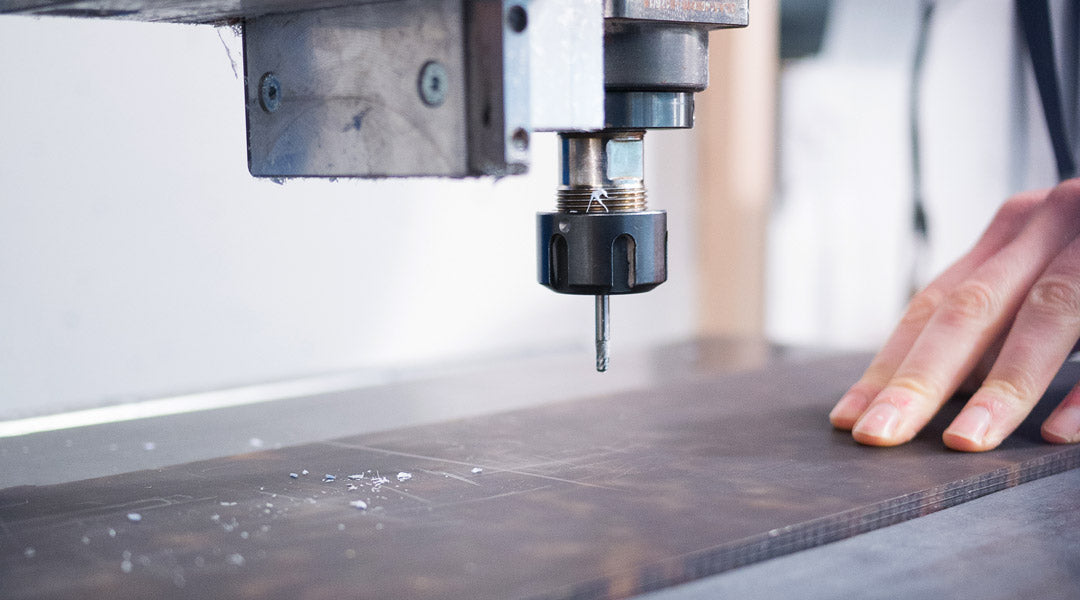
[243,0,531,178]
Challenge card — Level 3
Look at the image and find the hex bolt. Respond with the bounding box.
[259,72,282,113]
[418,61,448,108]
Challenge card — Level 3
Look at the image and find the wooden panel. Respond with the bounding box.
[2,355,1079,599]
[695,0,779,337]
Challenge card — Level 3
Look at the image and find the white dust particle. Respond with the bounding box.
[289,472,299,479]
[347,474,364,481]
[249,437,264,448]
[210,514,220,522]
[396,472,412,482]
[143,442,156,451]
[23,548,35,558]
[337,523,345,531]
[265,502,273,508]
[375,523,384,530]
[471,467,483,474]
[346,484,359,491]
[108,528,117,538]
[349,500,368,510]
[127,513,142,522]
[81,536,90,545]
[240,531,250,539]
[344,549,357,559]
[301,469,309,476]
[219,502,237,506]
[121,560,133,573]
[227,553,245,567]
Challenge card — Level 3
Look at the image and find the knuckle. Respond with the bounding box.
[996,194,1041,221]
[977,376,1036,416]
[900,289,943,327]
[1027,276,1080,320]
[887,376,940,406]
[981,370,1037,407]
[1046,179,1080,215]
[940,280,998,326]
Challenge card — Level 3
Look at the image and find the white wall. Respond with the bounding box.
[0,16,700,419]
[767,0,1063,350]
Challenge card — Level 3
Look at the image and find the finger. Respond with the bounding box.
[1043,382,1080,444]
[944,235,1080,450]
[830,192,1045,430]
[852,182,1080,446]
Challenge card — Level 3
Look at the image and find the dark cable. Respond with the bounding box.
[1017,0,1077,181]
[909,0,935,295]
[911,0,935,240]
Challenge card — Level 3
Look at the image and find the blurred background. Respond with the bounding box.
[0,0,1071,421]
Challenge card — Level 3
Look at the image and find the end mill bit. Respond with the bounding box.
[595,294,610,372]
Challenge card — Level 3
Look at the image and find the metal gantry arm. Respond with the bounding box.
[1,0,750,370]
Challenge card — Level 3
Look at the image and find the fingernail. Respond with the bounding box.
[829,393,864,425]
[945,406,992,445]
[1044,406,1080,443]
[852,403,901,441]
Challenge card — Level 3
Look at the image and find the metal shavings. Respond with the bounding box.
[471,467,484,474]
[127,513,142,522]
[121,560,133,573]
[289,473,299,479]
[210,514,220,522]
[81,536,90,545]
[240,531,250,539]
[346,484,359,491]
[396,472,412,482]
[227,553,245,567]
[323,474,336,482]
[337,523,346,531]
[108,528,117,538]
[219,502,237,506]
[23,547,35,558]
[370,475,390,491]
[349,500,368,510]
[301,469,309,475]
[265,502,273,508]
[347,474,365,480]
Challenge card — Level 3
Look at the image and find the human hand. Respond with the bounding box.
[829,180,1080,451]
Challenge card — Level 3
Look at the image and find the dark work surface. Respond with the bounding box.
[641,468,1080,600]
[2,354,1079,599]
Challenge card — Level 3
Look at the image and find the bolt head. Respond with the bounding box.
[259,73,282,113]
[418,61,448,108]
